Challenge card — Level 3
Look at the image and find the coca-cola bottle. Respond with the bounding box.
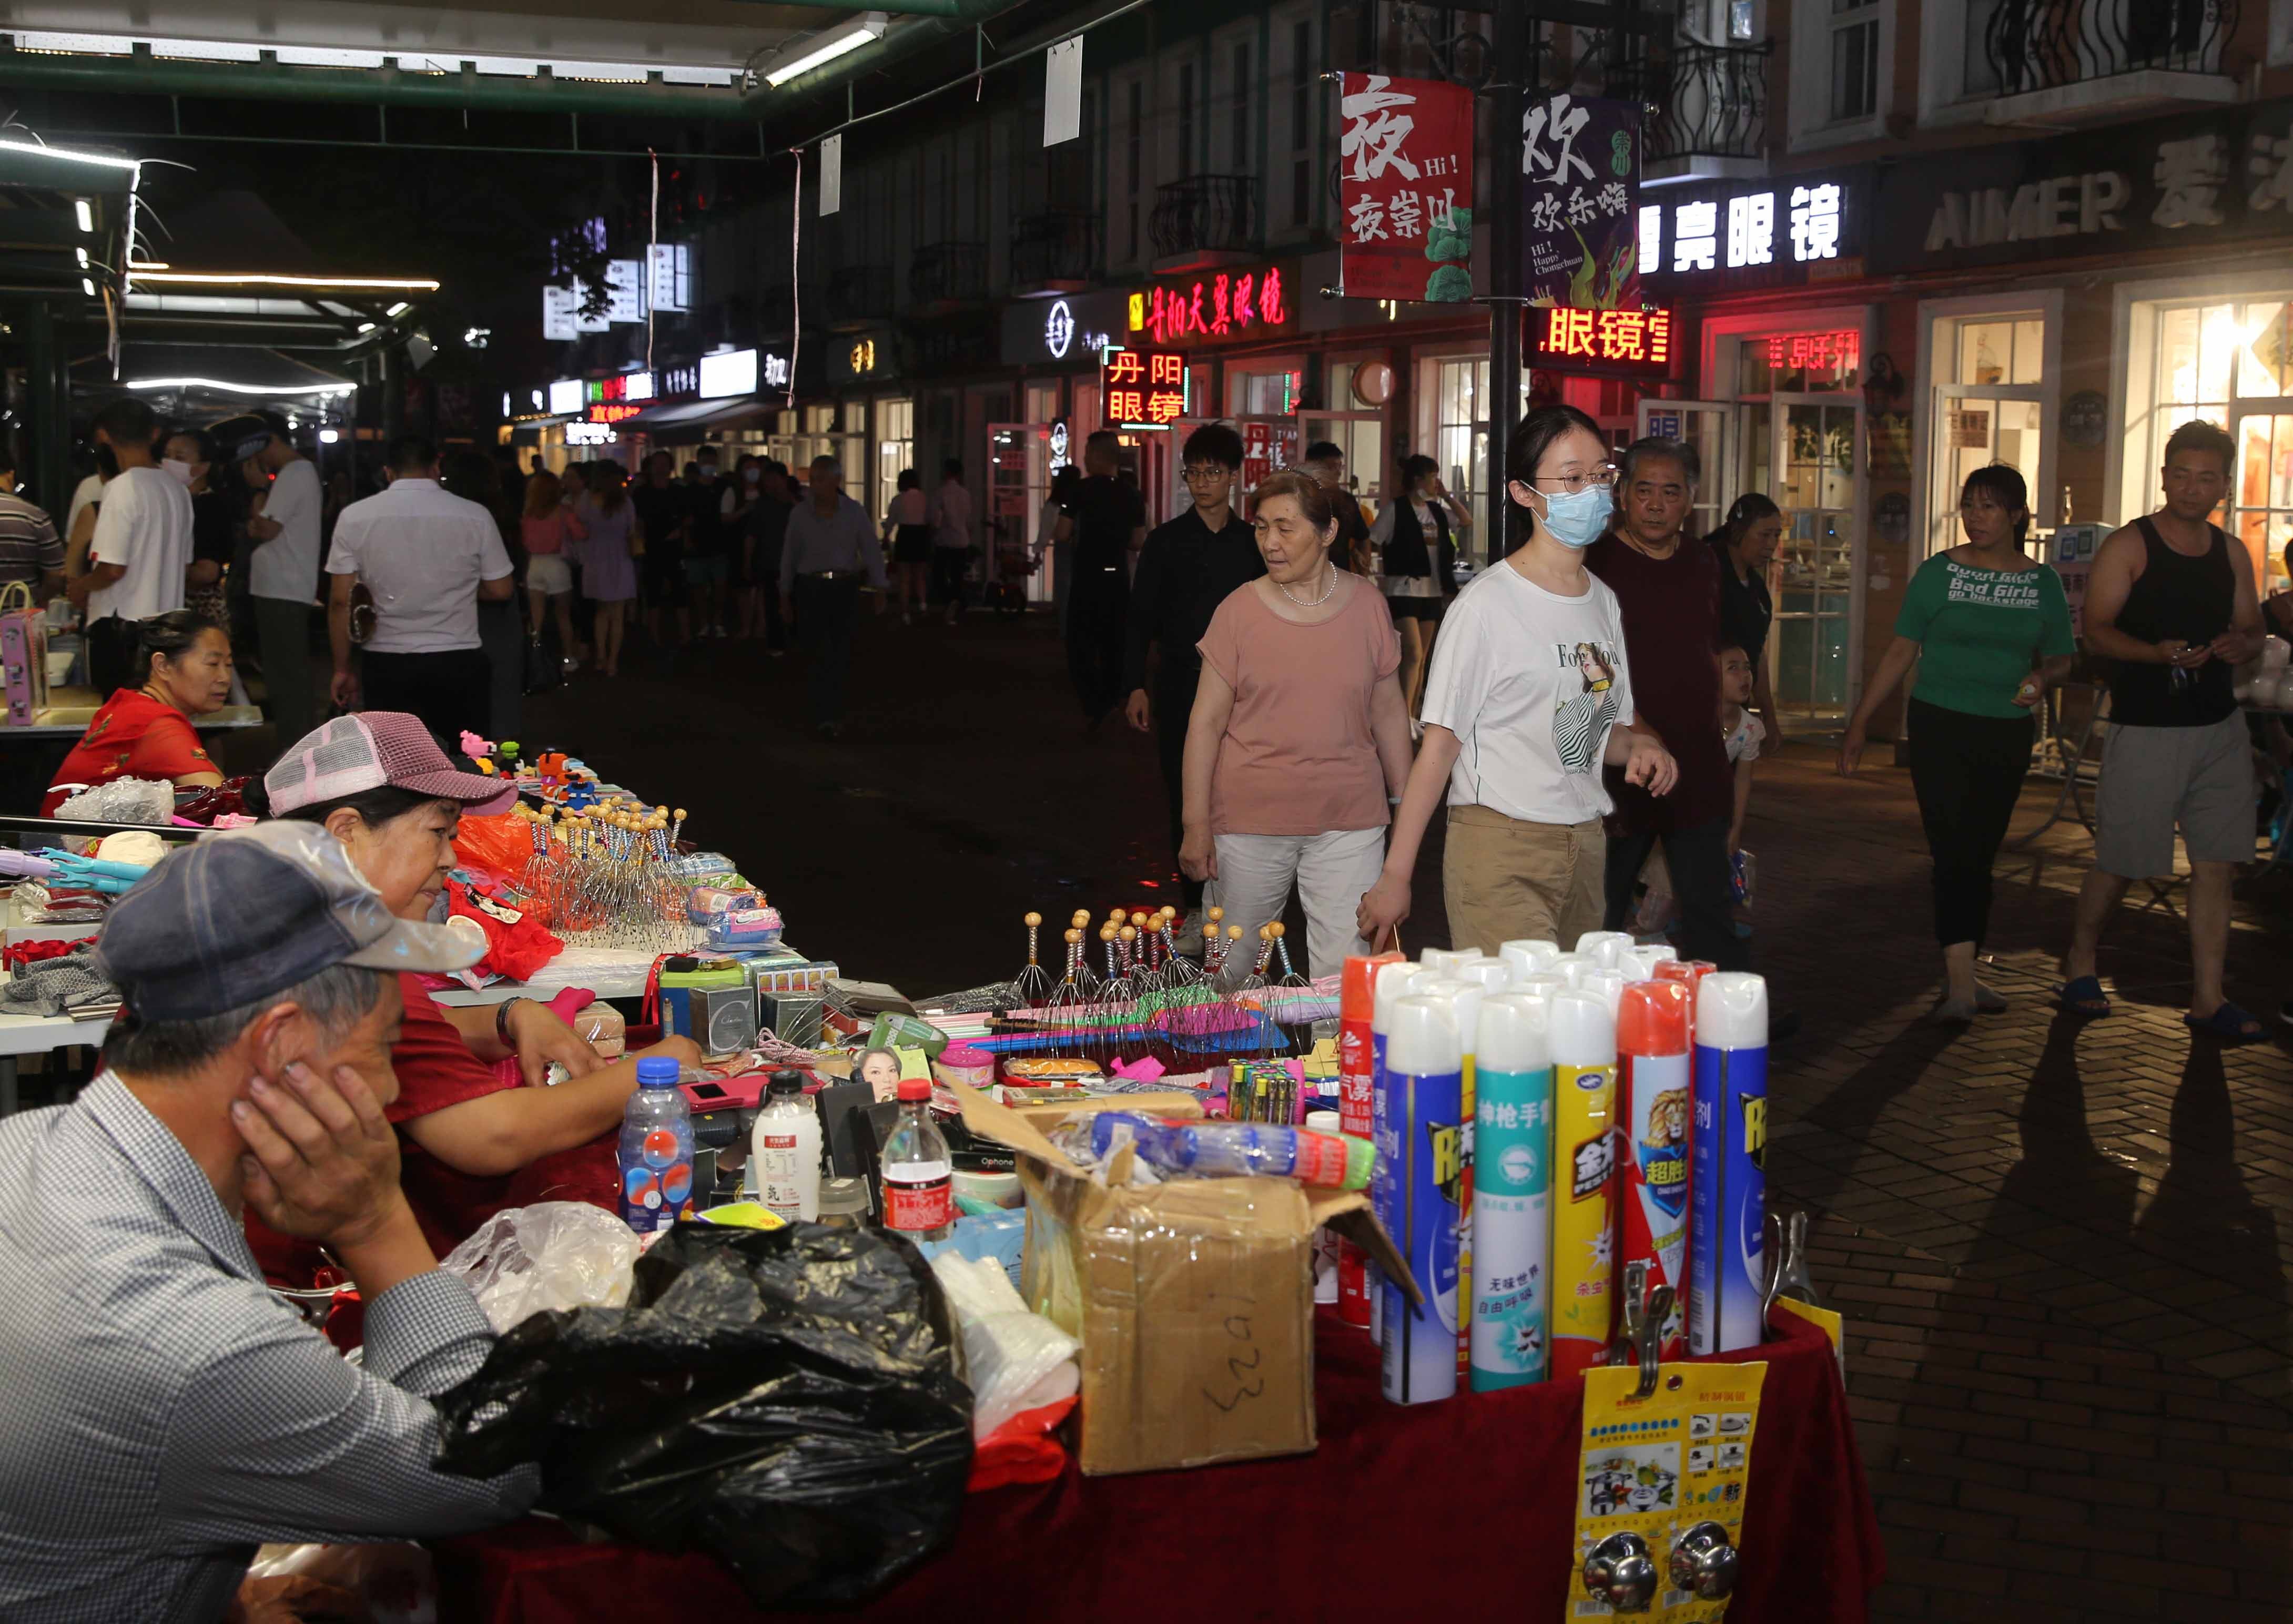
[879,1076,953,1241]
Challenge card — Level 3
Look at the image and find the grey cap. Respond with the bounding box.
[96,821,480,1022]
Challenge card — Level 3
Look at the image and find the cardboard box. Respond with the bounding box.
[949,1083,1418,1477]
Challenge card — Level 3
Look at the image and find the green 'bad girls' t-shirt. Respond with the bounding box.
[1895,553,2077,719]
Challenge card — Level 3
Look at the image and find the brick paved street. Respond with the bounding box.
[526,613,2293,1622]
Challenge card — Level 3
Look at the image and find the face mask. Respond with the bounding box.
[1535,483,1614,549]
[744,468,760,483]
[161,459,196,487]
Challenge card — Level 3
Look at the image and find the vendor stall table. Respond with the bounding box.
[0,1006,114,1113]
[434,1309,1881,1624]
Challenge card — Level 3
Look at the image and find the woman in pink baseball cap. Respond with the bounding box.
[244,713,701,1263]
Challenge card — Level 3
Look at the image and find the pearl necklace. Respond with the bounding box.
[1277,564,1337,608]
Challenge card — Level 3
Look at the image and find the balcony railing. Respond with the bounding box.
[1647,41,1771,164]
[910,241,988,304]
[1010,209,1102,289]
[822,264,894,326]
[1150,174,1260,262]
[1984,0,2233,95]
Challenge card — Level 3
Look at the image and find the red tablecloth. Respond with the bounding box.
[434,1309,1881,1624]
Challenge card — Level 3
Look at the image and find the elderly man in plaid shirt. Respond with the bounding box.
[0,823,538,1622]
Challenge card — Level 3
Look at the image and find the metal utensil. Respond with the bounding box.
[1583,1531,1661,1612]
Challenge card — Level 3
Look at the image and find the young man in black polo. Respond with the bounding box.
[1124,423,1260,946]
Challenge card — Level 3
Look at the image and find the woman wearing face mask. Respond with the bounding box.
[41,610,230,814]
[1358,405,1678,953]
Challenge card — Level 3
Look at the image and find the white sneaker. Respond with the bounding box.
[1171,916,1206,956]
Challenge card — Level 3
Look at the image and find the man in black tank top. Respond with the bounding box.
[2059,420,2266,1040]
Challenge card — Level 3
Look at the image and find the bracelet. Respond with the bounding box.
[495,996,528,1044]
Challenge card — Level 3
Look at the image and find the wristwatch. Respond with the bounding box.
[495,996,529,1044]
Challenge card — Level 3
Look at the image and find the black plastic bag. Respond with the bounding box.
[433,1221,973,1608]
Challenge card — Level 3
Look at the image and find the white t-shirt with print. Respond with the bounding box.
[1724,709,1765,764]
[86,465,192,623]
[1420,560,1636,825]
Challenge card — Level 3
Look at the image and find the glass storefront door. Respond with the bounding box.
[2233,407,2293,600]
[1744,395,1862,732]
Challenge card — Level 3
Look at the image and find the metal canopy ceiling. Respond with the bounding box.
[0,0,1011,117]
[0,137,137,328]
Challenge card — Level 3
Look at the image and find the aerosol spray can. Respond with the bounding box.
[1689,972,1769,1356]
[1470,991,1553,1390]
[1378,993,1463,1405]
[1338,952,1402,1327]
[1498,938,1562,978]
[1617,980,1694,1360]
[1548,989,1619,1384]
[1368,958,1430,1346]
[1418,977,1484,1379]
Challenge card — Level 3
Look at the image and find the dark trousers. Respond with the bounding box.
[1605,814,1751,973]
[792,574,860,727]
[361,648,490,746]
[930,547,970,608]
[1067,580,1128,723]
[1154,665,1203,908]
[1906,696,2032,949]
[252,597,316,746]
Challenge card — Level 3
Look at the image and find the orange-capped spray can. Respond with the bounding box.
[1617,980,1693,1359]
[1338,951,1402,1326]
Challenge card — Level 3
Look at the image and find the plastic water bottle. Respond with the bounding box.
[880,1076,953,1241]
[1083,1111,1377,1187]
[617,1056,696,1234]
[752,1069,823,1223]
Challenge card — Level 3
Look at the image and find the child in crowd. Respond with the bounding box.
[1720,644,1763,921]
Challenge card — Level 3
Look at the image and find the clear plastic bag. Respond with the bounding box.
[928,1251,1080,1440]
[440,1201,639,1332]
[241,1540,435,1623]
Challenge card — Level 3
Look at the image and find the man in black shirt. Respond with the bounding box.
[631,451,688,649]
[681,445,729,637]
[742,459,794,655]
[1303,440,1372,574]
[1067,430,1146,727]
[1124,423,1262,922]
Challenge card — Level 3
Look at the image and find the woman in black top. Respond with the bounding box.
[163,428,236,634]
[1369,453,1469,719]
[1706,492,1782,724]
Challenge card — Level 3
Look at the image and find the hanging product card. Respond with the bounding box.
[1520,92,1641,309]
[1570,1360,1768,1622]
[1044,36,1084,147]
[1337,73,1475,302]
[819,133,843,217]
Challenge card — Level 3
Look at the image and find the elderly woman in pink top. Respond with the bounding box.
[1180,469,1415,977]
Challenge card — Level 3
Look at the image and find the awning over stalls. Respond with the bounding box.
[618,396,777,435]
[75,343,358,421]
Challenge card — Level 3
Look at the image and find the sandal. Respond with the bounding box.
[2184,1003,2268,1043]
[2053,976,2110,1017]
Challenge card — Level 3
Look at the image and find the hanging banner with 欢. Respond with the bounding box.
[1521,92,1641,309]
[1337,73,1475,302]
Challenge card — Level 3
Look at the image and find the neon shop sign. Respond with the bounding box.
[1128,266,1289,346]
[1529,306,1677,378]
[1102,348,1186,429]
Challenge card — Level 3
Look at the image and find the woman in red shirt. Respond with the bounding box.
[247,712,702,1260]
[42,610,230,815]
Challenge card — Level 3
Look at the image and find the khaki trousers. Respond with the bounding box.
[1441,805,1607,957]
